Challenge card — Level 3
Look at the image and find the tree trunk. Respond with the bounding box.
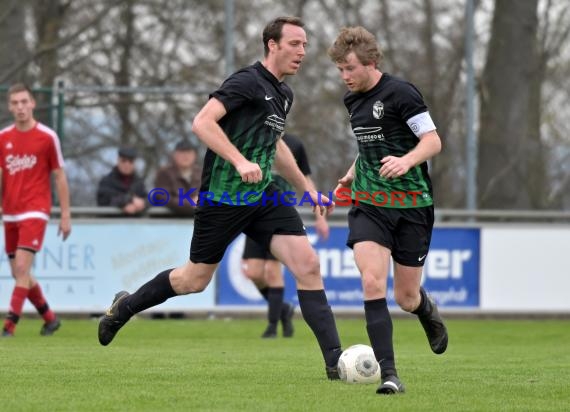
[0,2,30,84]
[478,0,540,209]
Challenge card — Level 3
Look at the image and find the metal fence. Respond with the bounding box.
[52,206,570,224]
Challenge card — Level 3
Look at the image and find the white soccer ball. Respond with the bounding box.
[337,344,381,384]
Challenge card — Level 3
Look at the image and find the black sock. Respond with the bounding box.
[298,289,342,367]
[120,269,177,320]
[258,286,269,301]
[280,302,291,320]
[267,287,284,325]
[365,298,397,378]
[411,287,431,317]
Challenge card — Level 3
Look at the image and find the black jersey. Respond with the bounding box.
[200,61,293,203]
[344,73,434,208]
[271,133,311,193]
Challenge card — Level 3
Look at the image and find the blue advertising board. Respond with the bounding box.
[216,227,480,308]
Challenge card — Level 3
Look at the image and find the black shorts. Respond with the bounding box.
[190,187,305,264]
[242,236,277,260]
[347,202,434,267]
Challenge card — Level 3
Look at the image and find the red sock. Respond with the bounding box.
[3,286,29,334]
[28,284,56,323]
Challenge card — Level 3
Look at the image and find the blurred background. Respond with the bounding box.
[1,0,568,210]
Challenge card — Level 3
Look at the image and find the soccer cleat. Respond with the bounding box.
[281,303,295,338]
[1,329,14,337]
[261,324,277,339]
[376,375,405,395]
[40,319,61,336]
[325,348,343,380]
[418,288,448,354]
[98,291,130,346]
[326,365,340,380]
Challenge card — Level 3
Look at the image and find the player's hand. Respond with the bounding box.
[315,215,330,240]
[309,190,334,217]
[58,216,71,241]
[236,160,262,184]
[379,156,411,179]
[334,172,354,197]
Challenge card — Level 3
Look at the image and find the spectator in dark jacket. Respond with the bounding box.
[97,147,148,215]
[154,139,201,216]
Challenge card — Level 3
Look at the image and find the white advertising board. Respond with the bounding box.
[0,222,215,312]
[481,226,570,311]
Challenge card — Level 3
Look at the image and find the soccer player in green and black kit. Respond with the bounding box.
[328,26,448,394]
[241,133,330,339]
[98,16,343,380]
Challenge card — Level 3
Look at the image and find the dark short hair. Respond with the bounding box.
[262,16,304,56]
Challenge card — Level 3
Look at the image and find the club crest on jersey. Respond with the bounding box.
[372,100,384,120]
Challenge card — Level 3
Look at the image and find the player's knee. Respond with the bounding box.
[176,277,209,294]
[12,261,31,279]
[241,261,263,282]
[361,272,384,295]
[394,289,418,312]
[171,266,212,294]
[297,252,320,278]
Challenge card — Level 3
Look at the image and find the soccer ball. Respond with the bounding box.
[337,344,381,384]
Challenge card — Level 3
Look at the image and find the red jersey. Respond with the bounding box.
[0,122,65,222]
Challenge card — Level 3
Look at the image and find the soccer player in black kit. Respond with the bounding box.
[241,133,330,339]
[328,26,448,394]
[98,16,343,380]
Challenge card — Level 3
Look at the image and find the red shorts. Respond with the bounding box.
[3,219,48,255]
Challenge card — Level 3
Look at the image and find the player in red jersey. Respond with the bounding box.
[0,83,71,337]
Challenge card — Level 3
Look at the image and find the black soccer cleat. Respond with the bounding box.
[261,324,277,339]
[40,319,61,336]
[98,291,130,346]
[418,288,448,354]
[281,303,295,338]
[325,348,343,380]
[376,375,405,395]
[326,365,340,380]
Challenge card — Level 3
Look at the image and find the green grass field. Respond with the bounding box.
[1,316,569,411]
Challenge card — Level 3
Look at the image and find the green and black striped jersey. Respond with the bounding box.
[271,133,311,193]
[344,73,435,208]
[200,62,293,203]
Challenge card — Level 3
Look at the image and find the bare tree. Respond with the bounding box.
[2,0,566,210]
[478,0,540,209]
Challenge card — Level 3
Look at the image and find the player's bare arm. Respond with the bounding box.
[53,168,72,240]
[274,139,334,216]
[379,130,442,179]
[192,98,262,184]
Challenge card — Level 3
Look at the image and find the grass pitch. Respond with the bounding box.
[1,316,569,411]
